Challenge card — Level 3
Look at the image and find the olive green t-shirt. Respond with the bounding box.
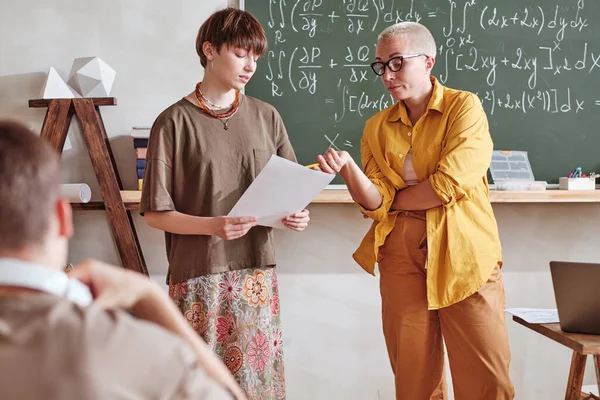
[140,95,297,283]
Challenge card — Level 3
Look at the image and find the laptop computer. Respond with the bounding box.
[550,261,600,335]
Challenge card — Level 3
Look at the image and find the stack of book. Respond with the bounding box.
[131,127,150,191]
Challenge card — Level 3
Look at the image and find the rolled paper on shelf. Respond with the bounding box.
[59,184,92,203]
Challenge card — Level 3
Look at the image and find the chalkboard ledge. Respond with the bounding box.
[112,190,600,208]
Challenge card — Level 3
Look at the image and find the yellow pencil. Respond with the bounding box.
[305,163,320,169]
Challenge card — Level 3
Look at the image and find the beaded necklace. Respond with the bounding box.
[194,82,240,130]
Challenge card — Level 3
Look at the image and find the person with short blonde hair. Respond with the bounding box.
[141,7,309,399]
[316,21,514,399]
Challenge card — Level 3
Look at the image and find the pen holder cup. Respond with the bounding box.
[559,177,596,190]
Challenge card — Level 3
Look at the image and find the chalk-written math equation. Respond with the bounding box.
[265,45,378,96]
[259,0,599,118]
[264,0,404,100]
[246,0,600,183]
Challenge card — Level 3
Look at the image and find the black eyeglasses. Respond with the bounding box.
[370,54,428,76]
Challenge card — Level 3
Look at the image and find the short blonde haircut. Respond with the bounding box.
[378,22,437,59]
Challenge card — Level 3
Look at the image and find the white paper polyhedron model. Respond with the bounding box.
[39,67,74,99]
[67,57,116,97]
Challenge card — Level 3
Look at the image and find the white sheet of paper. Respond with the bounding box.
[227,155,335,229]
[505,308,559,324]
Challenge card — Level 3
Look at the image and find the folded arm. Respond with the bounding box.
[392,94,493,211]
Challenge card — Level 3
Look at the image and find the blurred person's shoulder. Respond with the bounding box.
[81,300,233,399]
[0,294,231,399]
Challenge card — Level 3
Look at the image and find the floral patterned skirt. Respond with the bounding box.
[169,267,286,400]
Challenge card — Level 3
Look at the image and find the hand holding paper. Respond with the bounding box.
[282,208,310,231]
[227,155,334,229]
[211,216,258,240]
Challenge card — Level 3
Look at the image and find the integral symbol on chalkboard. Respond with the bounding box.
[246,0,600,184]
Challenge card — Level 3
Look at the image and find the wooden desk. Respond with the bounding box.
[512,316,600,400]
[68,189,600,210]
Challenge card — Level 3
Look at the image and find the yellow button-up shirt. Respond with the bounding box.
[353,77,502,310]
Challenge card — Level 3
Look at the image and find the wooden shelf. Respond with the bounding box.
[33,97,147,275]
[489,190,600,203]
[117,190,354,207]
[29,98,117,108]
[102,190,600,210]
[70,201,141,211]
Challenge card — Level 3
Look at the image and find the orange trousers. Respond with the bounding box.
[378,211,514,400]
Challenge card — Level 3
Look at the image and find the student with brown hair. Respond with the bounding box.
[141,7,309,399]
[0,120,241,399]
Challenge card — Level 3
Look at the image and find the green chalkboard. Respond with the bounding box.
[245,0,600,184]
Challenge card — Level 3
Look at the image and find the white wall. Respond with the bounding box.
[1,1,599,399]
